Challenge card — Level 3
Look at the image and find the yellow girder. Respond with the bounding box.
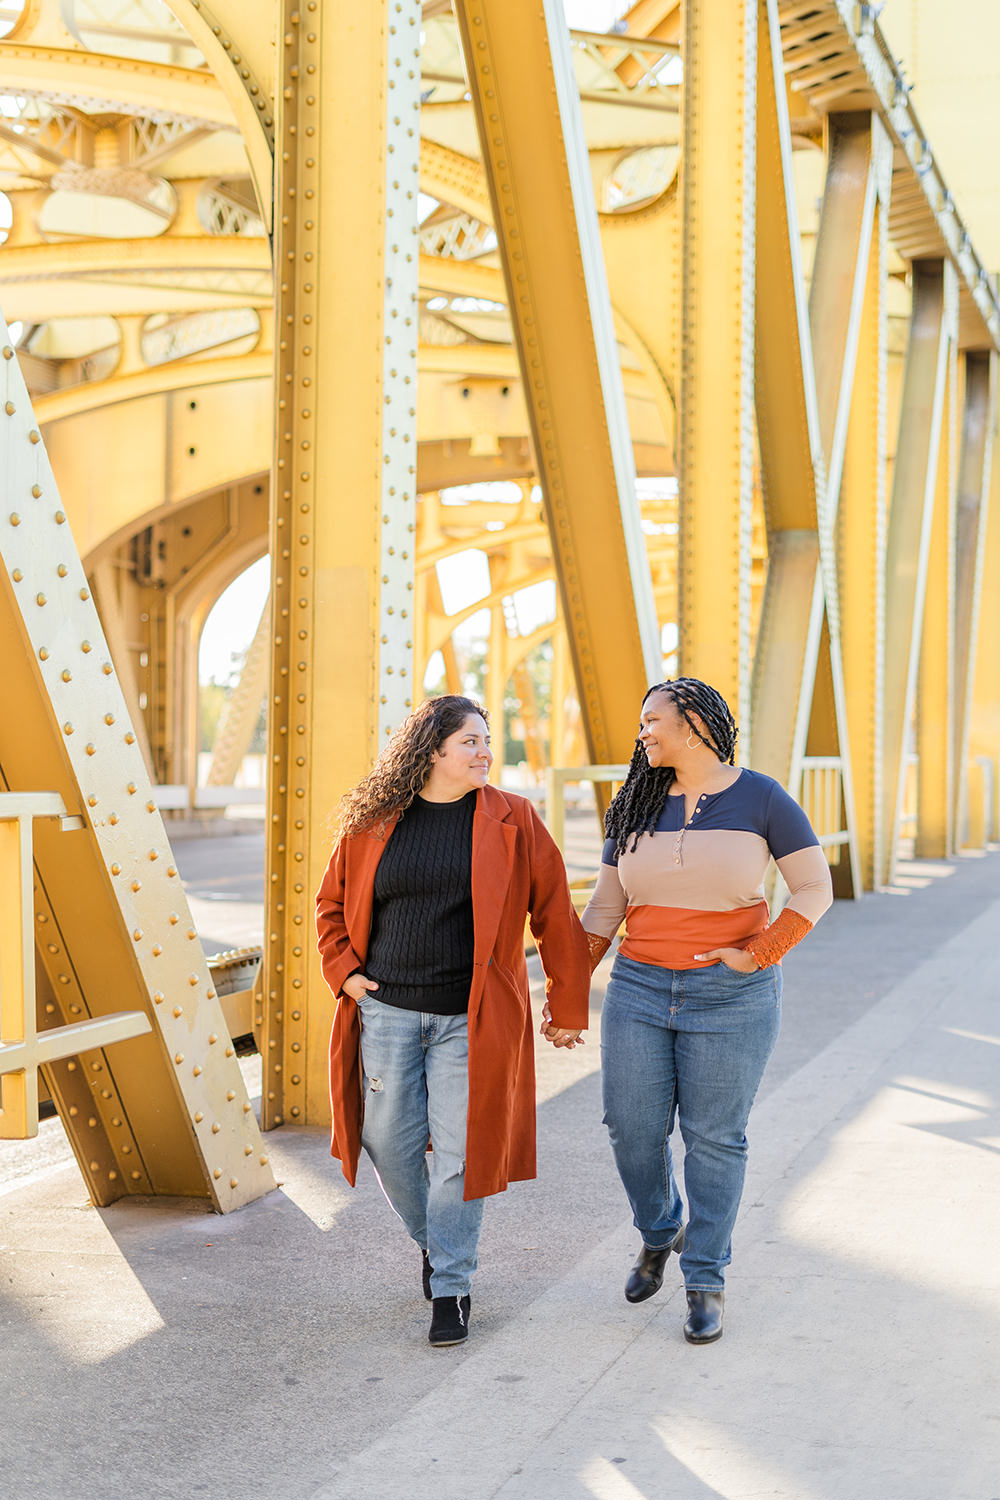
[454,0,661,778]
[677,0,757,731]
[882,260,953,883]
[0,42,238,130]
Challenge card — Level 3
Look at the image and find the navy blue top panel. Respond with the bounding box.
[601,768,820,866]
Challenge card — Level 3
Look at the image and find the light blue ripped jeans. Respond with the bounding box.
[601,953,782,1291]
[357,996,484,1298]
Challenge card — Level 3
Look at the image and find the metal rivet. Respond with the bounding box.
[188,974,198,986]
[61,670,71,682]
[85,743,95,756]
[105,714,115,726]
[153,991,164,1004]
[133,929,142,941]
[81,641,91,653]
[36,593,46,606]
[212,1123,220,1134]
[131,880,141,893]
[194,1111,204,1123]
[57,565,68,578]
[174,1053,184,1064]
[127,782,137,795]
[12,569,22,581]
[63,722,74,735]
[9,513,20,526]
[125,732,136,744]
[31,485,41,498]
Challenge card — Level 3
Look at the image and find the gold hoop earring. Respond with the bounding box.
[686,731,699,750]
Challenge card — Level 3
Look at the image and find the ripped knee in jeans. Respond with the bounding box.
[368,1076,384,1093]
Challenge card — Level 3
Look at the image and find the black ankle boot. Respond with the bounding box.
[429,1294,471,1347]
[624,1228,685,1304]
[683,1289,724,1343]
[421,1249,433,1301]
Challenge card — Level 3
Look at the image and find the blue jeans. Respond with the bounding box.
[601,952,781,1291]
[357,998,484,1298]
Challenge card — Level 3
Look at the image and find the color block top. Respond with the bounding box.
[581,768,833,970]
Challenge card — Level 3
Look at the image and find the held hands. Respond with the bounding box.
[540,1000,585,1050]
[342,972,379,1001]
[693,947,759,973]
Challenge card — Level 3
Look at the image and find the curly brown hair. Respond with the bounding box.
[335,695,489,839]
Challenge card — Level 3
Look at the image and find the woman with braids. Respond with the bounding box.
[316,695,589,1348]
[582,678,833,1345]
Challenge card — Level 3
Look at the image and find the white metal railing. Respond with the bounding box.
[544,763,629,859]
[0,793,151,1140]
[155,785,265,811]
[799,757,850,853]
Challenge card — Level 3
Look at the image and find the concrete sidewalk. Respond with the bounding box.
[2,854,998,1500]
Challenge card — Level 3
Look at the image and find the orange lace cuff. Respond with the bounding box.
[744,908,812,970]
[586,932,612,973]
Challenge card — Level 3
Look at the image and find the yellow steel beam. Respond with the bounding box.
[0,44,238,129]
[751,0,824,788]
[206,593,270,787]
[969,416,1000,842]
[837,188,890,891]
[34,352,272,426]
[882,259,953,884]
[419,138,492,221]
[915,337,957,858]
[159,0,277,228]
[263,0,421,1127]
[454,0,660,780]
[43,382,270,563]
[751,6,865,894]
[678,0,757,734]
[0,316,275,1206]
[952,351,997,844]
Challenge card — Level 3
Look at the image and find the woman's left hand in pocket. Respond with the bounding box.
[694,947,759,973]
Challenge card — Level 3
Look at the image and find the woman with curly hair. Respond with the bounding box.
[582,678,833,1345]
[316,695,589,1347]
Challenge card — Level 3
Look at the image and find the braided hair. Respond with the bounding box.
[604,678,739,856]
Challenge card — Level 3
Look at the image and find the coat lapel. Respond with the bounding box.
[471,785,517,971]
[345,816,396,962]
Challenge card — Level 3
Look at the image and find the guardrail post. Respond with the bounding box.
[0,794,151,1140]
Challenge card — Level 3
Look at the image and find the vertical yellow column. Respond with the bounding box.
[837,189,888,890]
[0,816,33,1136]
[881,260,952,884]
[915,339,957,857]
[679,0,757,740]
[952,351,997,845]
[264,0,421,1127]
[969,412,1000,842]
[487,603,506,783]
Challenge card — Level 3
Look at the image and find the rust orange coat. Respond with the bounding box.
[315,784,590,1200]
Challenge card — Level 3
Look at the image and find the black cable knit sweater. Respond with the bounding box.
[363,790,476,1013]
